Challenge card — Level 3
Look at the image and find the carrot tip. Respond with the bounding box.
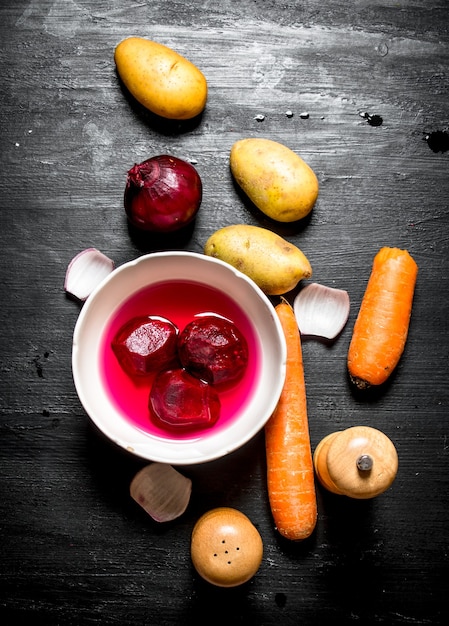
[350,374,371,390]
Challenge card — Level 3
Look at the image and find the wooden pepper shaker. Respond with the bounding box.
[313,426,398,499]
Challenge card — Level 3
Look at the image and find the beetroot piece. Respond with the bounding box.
[149,368,221,429]
[178,315,249,385]
[112,315,179,378]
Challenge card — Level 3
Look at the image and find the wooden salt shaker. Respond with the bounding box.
[191,507,263,587]
[313,426,398,499]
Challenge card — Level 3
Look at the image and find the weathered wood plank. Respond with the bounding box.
[1,1,448,624]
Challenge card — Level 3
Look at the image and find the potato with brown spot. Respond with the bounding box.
[204,224,312,295]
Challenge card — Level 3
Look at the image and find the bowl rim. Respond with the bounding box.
[72,250,287,465]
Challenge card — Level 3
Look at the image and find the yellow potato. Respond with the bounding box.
[230,138,319,222]
[204,224,312,296]
[114,37,207,120]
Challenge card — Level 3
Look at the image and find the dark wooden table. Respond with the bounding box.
[1,1,448,624]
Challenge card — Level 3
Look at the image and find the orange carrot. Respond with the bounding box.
[265,300,317,541]
[348,247,418,389]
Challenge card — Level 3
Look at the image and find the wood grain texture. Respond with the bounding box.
[1,1,448,624]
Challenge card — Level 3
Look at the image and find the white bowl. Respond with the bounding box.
[72,251,286,465]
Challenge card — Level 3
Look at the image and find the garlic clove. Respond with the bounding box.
[130,463,192,523]
[64,248,114,301]
[293,282,350,340]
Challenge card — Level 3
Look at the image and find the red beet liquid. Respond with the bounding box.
[100,280,261,440]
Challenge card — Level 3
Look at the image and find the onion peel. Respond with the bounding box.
[64,248,114,301]
[293,282,350,340]
[130,463,192,523]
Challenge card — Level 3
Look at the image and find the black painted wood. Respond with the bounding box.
[1,1,448,624]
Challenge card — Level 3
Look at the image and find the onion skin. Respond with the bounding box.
[64,248,114,301]
[124,155,202,233]
[130,463,192,523]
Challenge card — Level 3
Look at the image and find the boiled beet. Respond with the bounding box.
[112,315,179,378]
[178,315,248,385]
[149,368,220,429]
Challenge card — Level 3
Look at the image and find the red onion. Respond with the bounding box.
[124,155,202,233]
